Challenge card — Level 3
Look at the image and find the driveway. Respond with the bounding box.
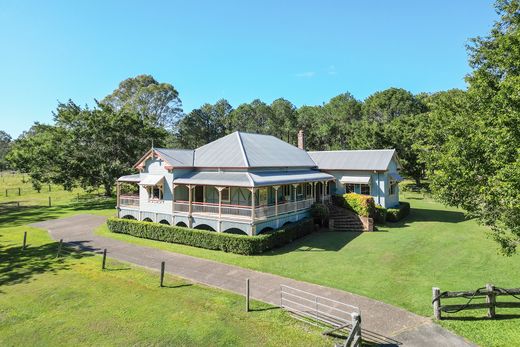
[32,214,475,347]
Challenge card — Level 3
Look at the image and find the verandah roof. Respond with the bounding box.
[117,174,141,183]
[174,170,334,188]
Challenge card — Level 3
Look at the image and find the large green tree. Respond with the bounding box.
[176,99,232,148]
[0,130,12,171]
[227,99,274,134]
[101,74,183,130]
[362,87,426,122]
[424,0,520,254]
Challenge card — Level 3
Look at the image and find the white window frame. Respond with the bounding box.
[221,187,230,202]
[360,184,371,196]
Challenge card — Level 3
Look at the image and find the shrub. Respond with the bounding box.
[341,193,376,217]
[310,203,329,225]
[106,217,314,255]
[374,205,387,224]
[386,201,411,222]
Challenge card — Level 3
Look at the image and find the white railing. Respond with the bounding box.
[119,195,139,208]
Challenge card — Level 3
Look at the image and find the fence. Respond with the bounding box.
[432,284,520,319]
[280,285,362,346]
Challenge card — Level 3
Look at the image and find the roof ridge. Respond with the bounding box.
[236,132,251,167]
[308,149,395,153]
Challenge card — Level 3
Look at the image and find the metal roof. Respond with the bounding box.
[117,174,141,183]
[174,171,253,187]
[308,149,398,171]
[193,132,316,168]
[174,169,333,187]
[154,148,194,167]
[139,175,164,186]
[339,176,372,184]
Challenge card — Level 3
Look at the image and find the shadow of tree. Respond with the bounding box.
[0,240,94,291]
[262,231,363,255]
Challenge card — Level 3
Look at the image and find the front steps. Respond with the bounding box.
[327,204,373,232]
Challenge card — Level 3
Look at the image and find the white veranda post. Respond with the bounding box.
[216,186,225,218]
[250,188,256,221]
[273,185,280,216]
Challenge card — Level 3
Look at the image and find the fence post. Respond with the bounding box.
[486,283,496,318]
[432,287,441,320]
[102,249,107,270]
[56,239,63,258]
[246,278,250,312]
[18,187,21,196]
[352,312,362,347]
[48,196,51,207]
[48,184,51,192]
[5,188,7,197]
[22,231,27,250]
[160,261,165,287]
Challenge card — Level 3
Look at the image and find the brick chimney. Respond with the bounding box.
[297,129,305,150]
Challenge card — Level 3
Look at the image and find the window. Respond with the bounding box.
[147,185,163,200]
[306,183,312,195]
[258,187,268,206]
[360,184,370,195]
[283,185,291,200]
[345,184,355,193]
[389,181,397,195]
[296,184,303,198]
[221,187,230,202]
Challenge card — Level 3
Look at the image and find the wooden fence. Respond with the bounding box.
[432,284,520,319]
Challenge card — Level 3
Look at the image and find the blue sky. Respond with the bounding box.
[0,0,497,138]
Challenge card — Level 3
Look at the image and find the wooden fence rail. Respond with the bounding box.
[432,284,520,319]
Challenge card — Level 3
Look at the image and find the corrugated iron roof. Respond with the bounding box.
[117,174,141,183]
[193,132,316,168]
[174,169,334,187]
[154,148,194,167]
[308,149,397,171]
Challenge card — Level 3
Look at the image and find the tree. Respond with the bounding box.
[322,93,362,149]
[227,99,274,134]
[269,98,298,144]
[176,99,232,148]
[0,130,12,171]
[424,0,520,254]
[362,87,426,122]
[101,74,183,130]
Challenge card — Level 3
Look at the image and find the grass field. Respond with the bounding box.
[97,190,520,347]
[0,173,332,346]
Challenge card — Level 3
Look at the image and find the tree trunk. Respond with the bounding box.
[104,182,113,197]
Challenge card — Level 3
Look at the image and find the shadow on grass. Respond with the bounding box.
[262,231,363,255]
[442,314,520,321]
[161,283,193,289]
[0,198,115,227]
[0,240,94,291]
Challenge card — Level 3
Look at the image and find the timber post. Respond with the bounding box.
[432,287,441,320]
[246,278,250,312]
[22,231,27,250]
[160,261,165,287]
[486,283,496,318]
[102,249,107,270]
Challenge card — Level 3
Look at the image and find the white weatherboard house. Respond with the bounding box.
[116,131,402,235]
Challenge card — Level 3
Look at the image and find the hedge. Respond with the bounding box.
[337,193,376,217]
[386,201,411,222]
[374,205,387,224]
[106,217,315,255]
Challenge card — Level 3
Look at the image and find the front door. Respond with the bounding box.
[315,182,322,203]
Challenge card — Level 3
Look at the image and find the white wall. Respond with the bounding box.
[139,157,173,215]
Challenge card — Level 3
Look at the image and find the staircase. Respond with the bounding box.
[327,204,366,232]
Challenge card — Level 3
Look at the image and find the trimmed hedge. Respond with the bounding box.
[374,205,387,224]
[106,217,315,255]
[339,193,376,217]
[386,202,411,222]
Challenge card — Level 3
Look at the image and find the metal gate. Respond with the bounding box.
[280,285,359,329]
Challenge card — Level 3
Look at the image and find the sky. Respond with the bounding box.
[0,0,497,138]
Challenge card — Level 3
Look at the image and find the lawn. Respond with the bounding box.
[0,173,332,346]
[98,190,520,347]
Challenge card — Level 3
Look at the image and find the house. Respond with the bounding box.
[116,131,402,235]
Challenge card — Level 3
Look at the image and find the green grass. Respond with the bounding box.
[0,173,332,346]
[98,190,520,347]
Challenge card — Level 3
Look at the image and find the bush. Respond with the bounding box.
[374,205,387,224]
[386,201,411,222]
[106,217,315,255]
[340,193,376,217]
[310,203,329,225]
